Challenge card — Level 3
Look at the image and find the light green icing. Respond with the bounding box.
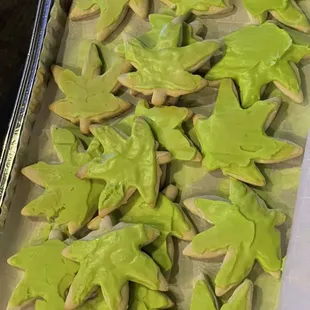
[78,293,109,310]
[7,240,78,310]
[190,279,217,310]
[116,100,198,161]
[66,125,95,147]
[194,79,300,186]
[186,180,285,292]
[64,224,164,310]
[190,277,253,310]
[118,19,219,93]
[22,127,104,234]
[116,13,200,55]
[243,0,310,31]
[206,23,310,108]
[28,223,52,246]
[51,43,130,123]
[120,191,193,271]
[161,0,226,15]
[80,118,158,213]
[129,283,173,310]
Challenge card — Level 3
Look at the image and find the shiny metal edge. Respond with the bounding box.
[0,0,69,235]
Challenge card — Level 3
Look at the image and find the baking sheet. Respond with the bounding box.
[1,0,310,309]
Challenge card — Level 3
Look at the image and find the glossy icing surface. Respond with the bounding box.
[7,240,78,310]
[63,224,165,309]
[194,79,301,186]
[206,23,310,107]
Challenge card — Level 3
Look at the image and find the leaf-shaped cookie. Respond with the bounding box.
[69,0,149,41]
[160,0,234,16]
[21,127,104,234]
[117,17,220,105]
[190,275,253,310]
[50,43,131,134]
[194,79,302,186]
[206,23,310,107]
[77,117,171,216]
[7,239,78,310]
[243,0,310,33]
[183,180,286,296]
[119,185,196,272]
[63,223,168,310]
[116,99,200,161]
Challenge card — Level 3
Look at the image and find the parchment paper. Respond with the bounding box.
[0,0,310,309]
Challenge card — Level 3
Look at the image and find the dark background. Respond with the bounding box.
[0,0,38,147]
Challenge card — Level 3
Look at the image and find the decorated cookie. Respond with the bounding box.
[116,100,200,161]
[206,23,310,107]
[243,0,310,33]
[116,17,220,105]
[77,117,171,216]
[69,0,149,41]
[62,223,168,310]
[119,184,196,272]
[21,127,104,235]
[194,79,303,186]
[7,239,78,310]
[159,0,233,16]
[50,43,131,134]
[183,180,286,296]
[190,275,253,310]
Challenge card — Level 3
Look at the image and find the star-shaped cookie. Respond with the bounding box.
[243,0,310,33]
[183,180,286,296]
[206,23,310,107]
[21,127,104,234]
[194,79,303,186]
[50,43,131,134]
[69,0,149,41]
[120,185,196,272]
[190,275,253,310]
[116,17,220,105]
[7,239,78,310]
[77,117,171,216]
[116,100,200,161]
[63,223,168,310]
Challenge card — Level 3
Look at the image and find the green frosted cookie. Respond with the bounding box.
[62,223,168,310]
[116,17,220,105]
[206,23,310,107]
[194,79,303,186]
[50,43,131,134]
[120,185,196,272]
[77,117,171,217]
[190,275,253,310]
[160,0,233,16]
[69,0,149,41]
[183,180,286,296]
[7,239,78,310]
[243,0,310,33]
[21,127,104,235]
[115,99,200,161]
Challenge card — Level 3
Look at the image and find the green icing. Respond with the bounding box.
[160,0,226,15]
[118,18,219,99]
[120,191,194,271]
[50,43,130,132]
[190,277,253,310]
[243,0,310,32]
[74,0,148,41]
[116,100,198,161]
[7,239,78,310]
[77,117,159,216]
[194,79,301,186]
[129,283,173,310]
[184,180,285,294]
[206,23,310,108]
[22,127,104,234]
[63,224,166,310]
[28,223,52,246]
